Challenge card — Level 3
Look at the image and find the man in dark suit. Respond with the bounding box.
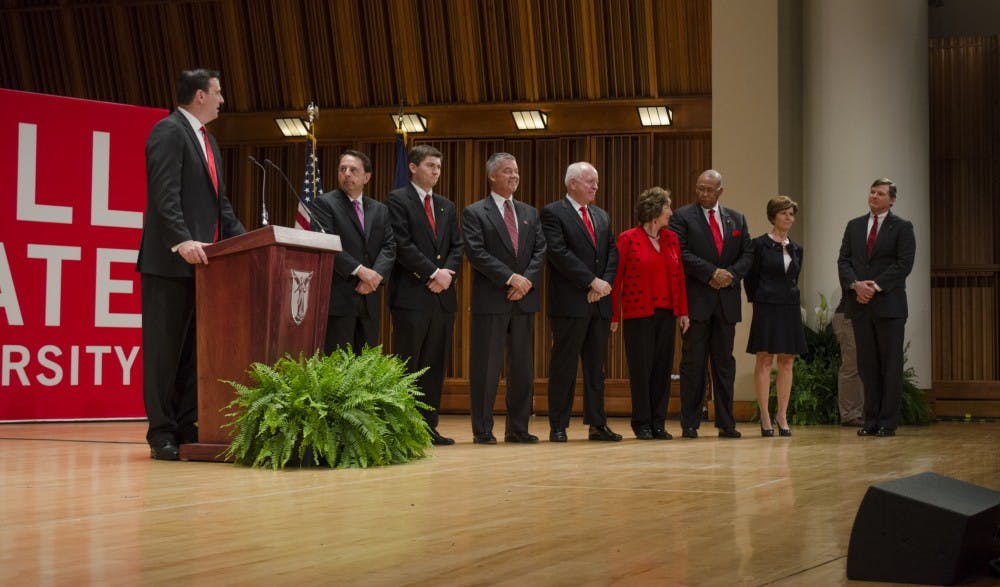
[462,152,546,444]
[137,69,246,460]
[838,178,915,437]
[668,169,753,439]
[312,150,395,354]
[541,162,621,443]
[386,145,463,446]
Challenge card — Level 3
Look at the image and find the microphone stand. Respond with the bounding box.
[264,158,326,233]
[248,155,268,226]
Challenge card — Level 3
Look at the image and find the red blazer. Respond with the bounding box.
[611,226,689,321]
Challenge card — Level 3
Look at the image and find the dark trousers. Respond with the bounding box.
[853,312,906,430]
[324,294,379,355]
[622,309,677,433]
[547,307,611,430]
[391,305,455,429]
[469,307,535,436]
[141,274,199,445]
[679,303,737,431]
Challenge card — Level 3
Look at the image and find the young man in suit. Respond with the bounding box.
[838,178,915,437]
[311,150,396,354]
[540,162,621,442]
[668,169,753,439]
[137,68,246,460]
[386,145,464,446]
[462,152,547,444]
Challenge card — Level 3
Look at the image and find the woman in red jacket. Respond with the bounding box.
[611,187,690,440]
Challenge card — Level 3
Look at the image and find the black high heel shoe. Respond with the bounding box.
[760,425,775,437]
[776,417,791,437]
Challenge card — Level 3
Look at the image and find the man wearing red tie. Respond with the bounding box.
[462,152,547,444]
[541,162,621,443]
[386,145,464,446]
[137,69,245,460]
[838,178,915,437]
[668,169,753,439]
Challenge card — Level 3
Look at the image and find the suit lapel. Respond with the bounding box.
[485,197,517,256]
[338,192,365,237]
[565,199,596,250]
[175,111,215,190]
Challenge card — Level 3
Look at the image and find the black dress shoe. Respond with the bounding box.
[718,428,742,438]
[429,428,455,446]
[634,426,654,440]
[473,433,497,445]
[550,429,568,442]
[589,425,623,441]
[149,439,180,461]
[504,432,539,444]
[682,427,698,439]
[875,427,896,437]
[651,427,673,440]
[857,427,878,437]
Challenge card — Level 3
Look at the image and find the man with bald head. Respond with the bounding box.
[668,169,753,439]
[541,162,621,442]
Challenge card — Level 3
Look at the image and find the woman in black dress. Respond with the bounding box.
[745,196,806,437]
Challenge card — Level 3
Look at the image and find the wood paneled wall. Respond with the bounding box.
[0,0,711,111]
[929,35,1000,415]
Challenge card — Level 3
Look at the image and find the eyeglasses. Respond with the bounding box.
[696,185,720,193]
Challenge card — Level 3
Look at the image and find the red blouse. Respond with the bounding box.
[610,226,689,321]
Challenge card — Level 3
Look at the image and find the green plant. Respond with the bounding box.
[755,294,932,425]
[222,346,431,470]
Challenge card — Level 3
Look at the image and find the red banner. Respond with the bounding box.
[0,89,167,421]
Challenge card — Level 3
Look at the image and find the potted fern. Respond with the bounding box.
[222,346,432,469]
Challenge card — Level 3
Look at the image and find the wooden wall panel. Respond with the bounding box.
[1,0,712,110]
[929,35,1000,408]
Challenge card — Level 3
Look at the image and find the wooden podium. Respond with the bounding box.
[179,225,342,461]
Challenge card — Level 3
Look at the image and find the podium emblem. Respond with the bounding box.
[290,269,313,325]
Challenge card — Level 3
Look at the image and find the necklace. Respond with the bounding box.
[643,225,659,239]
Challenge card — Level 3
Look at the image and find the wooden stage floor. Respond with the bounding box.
[1,416,998,586]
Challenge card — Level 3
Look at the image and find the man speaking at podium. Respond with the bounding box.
[136,69,245,461]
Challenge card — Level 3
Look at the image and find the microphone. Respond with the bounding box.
[264,158,326,233]
[247,156,268,226]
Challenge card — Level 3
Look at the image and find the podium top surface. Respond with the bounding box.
[205,225,342,259]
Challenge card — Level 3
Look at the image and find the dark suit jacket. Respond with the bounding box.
[668,203,753,323]
[837,211,915,319]
[745,234,803,306]
[386,185,463,312]
[137,110,245,277]
[312,189,396,318]
[462,195,546,314]
[541,197,617,319]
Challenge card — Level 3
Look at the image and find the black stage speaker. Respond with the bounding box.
[847,472,1000,585]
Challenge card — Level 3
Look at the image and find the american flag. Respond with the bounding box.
[296,133,320,230]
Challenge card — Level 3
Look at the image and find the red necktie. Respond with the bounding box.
[866,214,878,257]
[200,126,219,242]
[580,206,597,245]
[200,126,218,195]
[424,194,436,235]
[708,209,723,255]
[503,199,519,255]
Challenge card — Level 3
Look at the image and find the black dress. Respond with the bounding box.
[745,234,807,355]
